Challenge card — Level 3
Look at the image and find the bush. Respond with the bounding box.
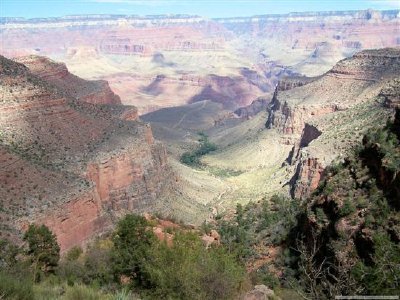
[83,242,113,286]
[180,151,200,166]
[0,239,23,272]
[142,232,246,300]
[63,284,110,300]
[250,265,280,289]
[0,271,34,300]
[352,232,400,295]
[180,133,217,167]
[66,246,83,261]
[111,214,246,299]
[338,199,356,218]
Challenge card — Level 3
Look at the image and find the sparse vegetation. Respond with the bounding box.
[283,111,400,298]
[180,132,217,167]
[1,215,247,299]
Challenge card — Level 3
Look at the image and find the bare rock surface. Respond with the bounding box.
[0,55,174,251]
[242,285,280,300]
[267,48,400,199]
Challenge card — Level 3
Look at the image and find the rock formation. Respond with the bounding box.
[266,48,400,199]
[0,55,173,252]
[242,285,280,300]
[1,10,398,112]
[234,97,269,119]
[15,55,122,106]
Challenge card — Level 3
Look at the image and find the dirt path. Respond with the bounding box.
[173,100,207,129]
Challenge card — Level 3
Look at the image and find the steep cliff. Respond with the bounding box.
[1,10,398,113]
[234,97,269,119]
[266,48,400,199]
[289,109,400,296]
[15,55,122,106]
[217,10,400,76]
[0,55,173,251]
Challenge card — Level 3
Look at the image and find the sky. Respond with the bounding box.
[1,0,399,19]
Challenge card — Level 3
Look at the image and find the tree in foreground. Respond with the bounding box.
[111,214,156,288]
[23,224,60,281]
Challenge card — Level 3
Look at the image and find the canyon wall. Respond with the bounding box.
[266,48,400,199]
[0,55,173,252]
[1,10,398,112]
[15,55,122,105]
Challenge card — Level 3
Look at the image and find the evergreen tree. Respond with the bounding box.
[23,224,60,281]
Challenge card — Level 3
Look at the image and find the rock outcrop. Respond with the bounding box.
[0,55,173,251]
[1,10,398,113]
[234,97,269,119]
[242,285,280,300]
[267,48,400,199]
[379,78,400,109]
[15,55,122,105]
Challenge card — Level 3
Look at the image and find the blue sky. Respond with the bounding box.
[1,0,399,19]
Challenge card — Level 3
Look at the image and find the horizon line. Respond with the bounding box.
[1,8,399,21]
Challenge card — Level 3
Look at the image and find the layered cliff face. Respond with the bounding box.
[0,16,227,58]
[0,55,173,251]
[217,10,400,76]
[266,48,400,199]
[14,55,122,106]
[102,63,288,114]
[1,10,398,113]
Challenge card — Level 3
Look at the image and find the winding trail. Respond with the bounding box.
[172,100,207,129]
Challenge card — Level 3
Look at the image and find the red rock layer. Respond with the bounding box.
[15,56,121,105]
[267,48,400,199]
[0,55,172,252]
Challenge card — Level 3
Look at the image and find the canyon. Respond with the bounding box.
[0,55,176,252]
[0,10,399,252]
[141,48,399,221]
[1,10,399,113]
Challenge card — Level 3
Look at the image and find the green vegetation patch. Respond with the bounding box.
[180,132,217,167]
[206,166,244,178]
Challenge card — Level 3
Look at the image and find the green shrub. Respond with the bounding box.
[83,242,113,286]
[113,289,137,300]
[66,246,83,261]
[180,151,200,166]
[352,233,400,295]
[180,133,217,167]
[63,284,110,300]
[142,232,246,300]
[251,265,280,289]
[338,199,356,218]
[111,214,156,288]
[0,271,34,300]
[57,259,86,286]
[315,208,328,225]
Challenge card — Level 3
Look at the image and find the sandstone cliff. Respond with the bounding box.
[1,10,398,113]
[266,48,400,199]
[0,55,173,251]
[15,55,122,106]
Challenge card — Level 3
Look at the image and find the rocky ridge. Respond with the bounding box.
[0,55,174,251]
[1,10,399,113]
[15,55,122,106]
[266,48,400,199]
